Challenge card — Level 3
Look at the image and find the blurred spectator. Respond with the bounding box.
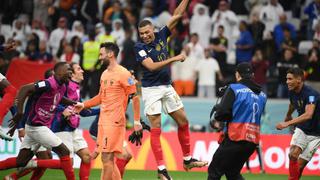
[313,21,320,41]
[60,44,80,64]
[187,33,205,60]
[78,0,99,26]
[97,24,115,44]
[31,19,48,42]
[140,0,154,21]
[251,49,269,93]
[70,36,83,61]
[69,20,85,41]
[195,48,223,98]
[259,0,284,34]
[103,1,130,30]
[172,45,197,97]
[304,40,320,90]
[95,22,105,40]
[81,31,100,98]
[211,0,239,42]
[2,38,20,61]
[56,38,69,59]
[33,0,52,29]
[273,14,297,50]
[12,18,32,50]
[190,3,212,48]
[38,40,53,62]
[111,19,125,56]
[230,0,248,15]
[0,53,9,75]
[210,25,228,72]
[49,17,71,57]
[304,0,320,40]
[249,12,265,48]
[25,40,40,61]
[276,49,299,98]
[236,21,254,64]
[120,29,140,79]
[280,27,298,53]
[168,27,184,57]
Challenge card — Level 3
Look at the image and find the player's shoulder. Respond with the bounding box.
[303,85,319,96]
[117,65,131,76]
[134,41,147,49]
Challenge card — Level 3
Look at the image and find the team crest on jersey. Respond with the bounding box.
[156,44,161,51]
[110,79,114,86]
[309,96,315,104]
[128,77,134,85]
[104,80,108,85]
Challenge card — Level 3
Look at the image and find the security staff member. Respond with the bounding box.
[208,62,267,180]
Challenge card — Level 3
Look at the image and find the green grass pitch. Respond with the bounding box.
[0,169,319,180]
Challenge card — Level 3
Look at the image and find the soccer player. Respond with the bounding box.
[134,0,208,179]
[75,42,142,180]
[0,62,76,180]
[276,67,320,180]
[0,73,17,141]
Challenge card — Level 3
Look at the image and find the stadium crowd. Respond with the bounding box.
[0,0,320,98]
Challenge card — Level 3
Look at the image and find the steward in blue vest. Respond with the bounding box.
[208,62,267,180]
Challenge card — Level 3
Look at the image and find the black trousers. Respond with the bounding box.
[208,136,256,180]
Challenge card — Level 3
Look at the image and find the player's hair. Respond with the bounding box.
[287,67,304,80]
[100,42,119,57]
[44,68,54,79]
[138,19,152,28]
[54,62,67,73]
[70,62,77,73]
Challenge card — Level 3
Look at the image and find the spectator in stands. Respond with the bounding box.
[69,21,84,41]
[251,49,269,93]
[60,44,80,64]
[33,0,52,29]
[111,19,125,60]
[95,23,105,40]
[236,21,254,64]
[120,29,140,79]
[70,36,83,62]
[12,19,32,51]
[259,0,284,34]
[249,12,265,48]
[168,27,184,59]
[2,38,20,61]
[280,27,298,53]
[97,24,115,44]
[38,40,53,63]
[49,17,71,57]
[211,0,238,42]
[103,1,130,30]
[304,0,320,40]
[304,41,320,90]
[25,40,40,61]
[172,45,197,97]
[210,25,228,74]
[273,14,297,50]
[0,53,9,75]
[31,19,48,41]
[187,33,205,60]
[56,38,69,59]
[195,48,223,98]
[276,49,299,98]
[313,21,320,41]
[190,3,212,48]
[81,31,100,98]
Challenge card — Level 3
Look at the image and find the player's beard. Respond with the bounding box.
[100,58,110,68]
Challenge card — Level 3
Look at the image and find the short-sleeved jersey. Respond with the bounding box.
[134,26,171,87]
[289,85,320,136]
[99,65,136,126]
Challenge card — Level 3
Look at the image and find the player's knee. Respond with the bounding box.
[289,152,299,161]
[52,143,70,157]
[81,153,91,164]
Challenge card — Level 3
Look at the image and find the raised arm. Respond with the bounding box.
[141,54,186,72]
[167,0,190,32]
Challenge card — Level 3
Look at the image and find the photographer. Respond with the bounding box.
[208,62,267,180]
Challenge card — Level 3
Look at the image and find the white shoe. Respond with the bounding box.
[0,126,13,141]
